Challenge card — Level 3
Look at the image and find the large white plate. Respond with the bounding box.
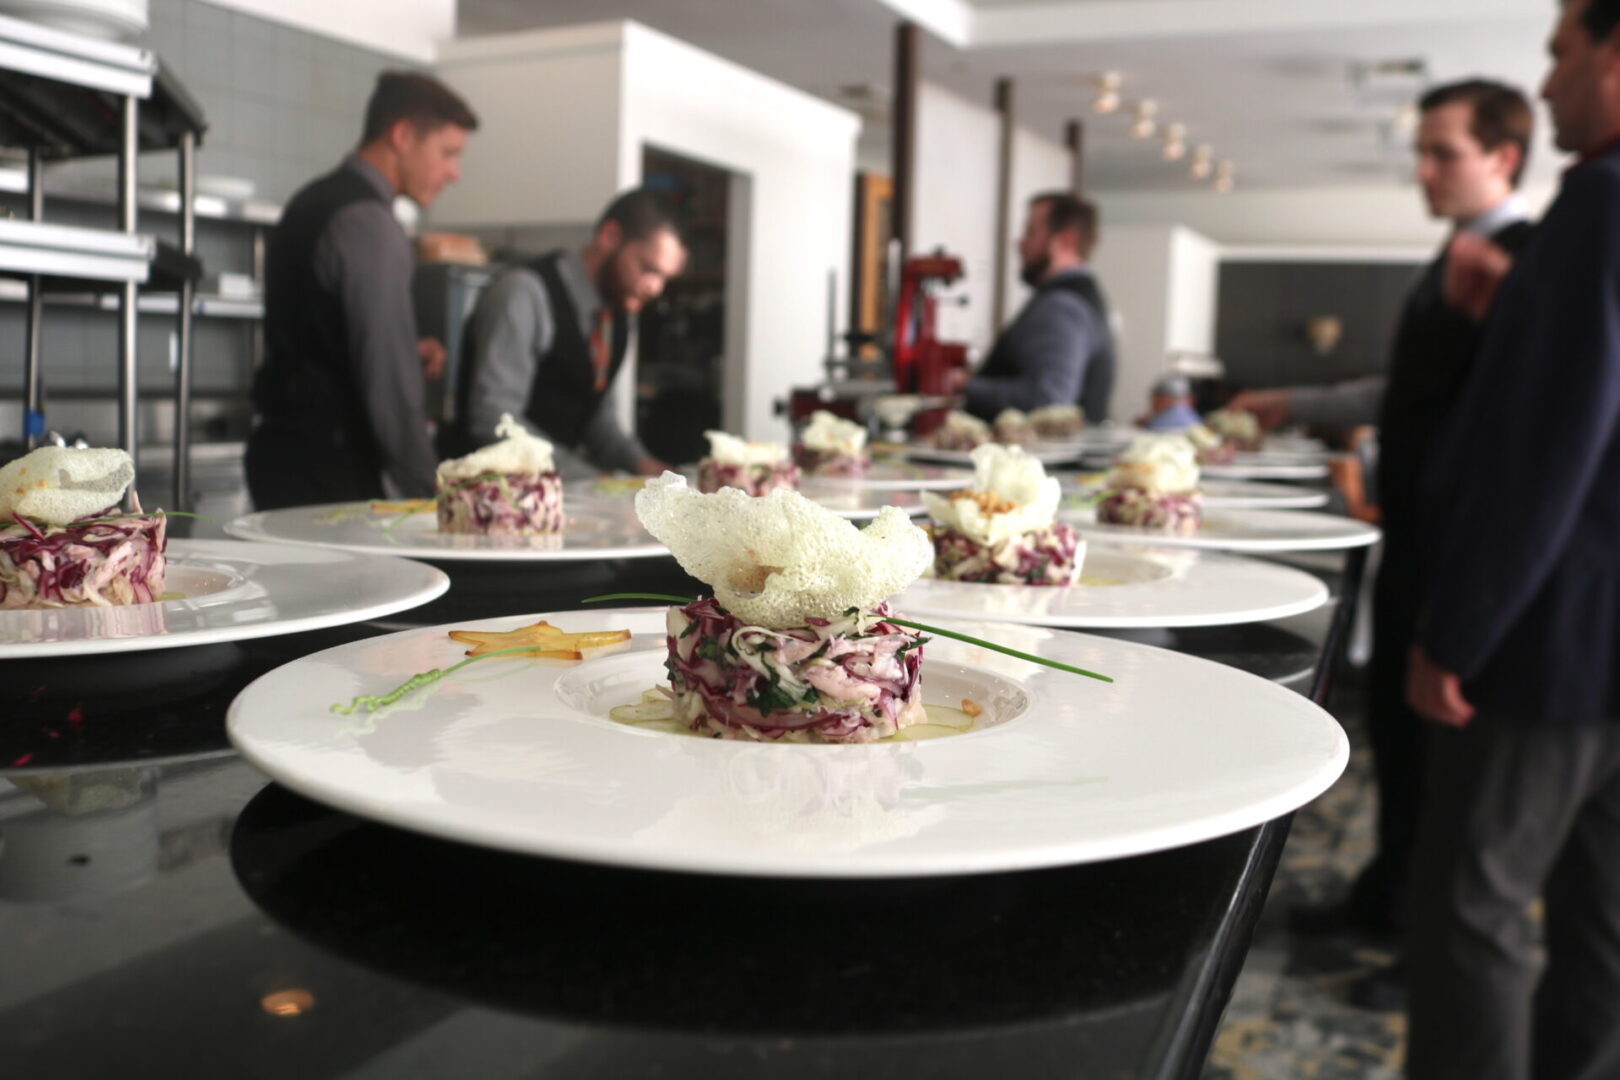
[227,607,1348,878]
[809,461,975,491]
[0,539,448,659]
[801,484,926,520]
[896,547,1328,628]
[1065,507,1381,552]
[1197,454,1331,481]
[906,443,1080,467]
[226,501,668,562]
[1078,448,1330,481]
[1067,476,1329,510]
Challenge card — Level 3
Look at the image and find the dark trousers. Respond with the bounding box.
[1406,712,1620,1080]
[1348,538,1426,928]
[245,421,384,511]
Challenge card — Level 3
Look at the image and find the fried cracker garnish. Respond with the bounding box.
[960,698,984,718]
[448,619,632,659]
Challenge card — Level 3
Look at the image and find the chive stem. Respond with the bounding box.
[330,644,545,715]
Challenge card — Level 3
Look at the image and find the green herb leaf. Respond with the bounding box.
[695,637,726,663]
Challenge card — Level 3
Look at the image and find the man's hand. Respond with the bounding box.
[1226,389,1291,431]
[417,337,448,381]
[635,455,670,477]
[1443,231,1513,322]
[1407,645,1476,727]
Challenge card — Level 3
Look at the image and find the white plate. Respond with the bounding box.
[227,607,1348,878]
[226,502,669,562]
[1065,507,1381,553]
[906,444,1080,467]
[809,461,975,491]
[0,539,448,659]
[1199,454,1331,481]
[896,547,1328,628]
[1067,477,1328,511]
[801,484,925,520]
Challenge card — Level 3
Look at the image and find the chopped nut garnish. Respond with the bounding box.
[948,489,1019,515]
[960,698,984,717]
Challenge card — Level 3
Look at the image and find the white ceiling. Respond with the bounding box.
[454,0,1564,193]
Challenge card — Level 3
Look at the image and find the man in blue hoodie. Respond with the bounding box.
[1405,1,1620,1076]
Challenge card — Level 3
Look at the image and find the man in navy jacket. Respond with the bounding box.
[1406,1,1620,1075]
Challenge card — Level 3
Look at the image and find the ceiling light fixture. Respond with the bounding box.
[1130,99,1158,139]
[1094,71,1121,114]
[1190,144,1214,180]
[1213,160,1235,194]
[1162,123,1187,161]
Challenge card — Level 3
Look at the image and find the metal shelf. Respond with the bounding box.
[0,166,281,225]
[0,276,261,317]
[0,216,154,282]
[0,12,208,508]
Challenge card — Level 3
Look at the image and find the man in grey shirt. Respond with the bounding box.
[247,72,477,509]
[954,192,1116,424]
[454,190,686,479]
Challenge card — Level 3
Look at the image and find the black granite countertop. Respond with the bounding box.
[0,555,1328,1079]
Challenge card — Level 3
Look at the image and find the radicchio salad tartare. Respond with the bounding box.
[435,414,563,535]
[1096,434,1203,535]
[793,409,870,477]
[992,408,1036,446]
[634,473,934,743]
[697,430,800,496]
[921,443,1082,586]
[930,410,992,451]
[0,446,166,609]
[1030,403,1084,439]
[1204,408,1263,452]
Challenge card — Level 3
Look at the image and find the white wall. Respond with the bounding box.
[617,23,859,440]
[200,0,453,61]
[1090,224,1218,423]
[430,25,626,228]
[433,21,860,443]
[911,81,1000,359]
[1002,124,1073,325]
[1096,181,1556,252]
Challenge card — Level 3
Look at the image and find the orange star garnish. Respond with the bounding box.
[448,619,632,659]
[370,498,434,514]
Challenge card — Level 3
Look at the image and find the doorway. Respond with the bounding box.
[637,145,732,463]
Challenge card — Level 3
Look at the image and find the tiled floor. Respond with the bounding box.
[1204,671,1407,1080]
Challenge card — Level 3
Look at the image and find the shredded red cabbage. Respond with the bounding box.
[663,596,926,743]
[696,459,801,496]
[436,472,563,534]
[931,522,1081,585]
[0,504,168,609]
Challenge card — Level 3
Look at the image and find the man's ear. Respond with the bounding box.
[387,117,416,154]
[1494,141,1524,185]
[596,219,623,251]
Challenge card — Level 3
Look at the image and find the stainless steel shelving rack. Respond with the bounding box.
[0,13,205,508]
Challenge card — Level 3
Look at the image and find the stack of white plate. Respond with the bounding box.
[0,0,148,40]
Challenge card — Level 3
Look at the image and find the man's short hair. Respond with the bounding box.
[1574,0,1620,43]
[361,71,479,146]
[1030,192,1099,258]
[598,188,683,245]
[1419,78,1534,186]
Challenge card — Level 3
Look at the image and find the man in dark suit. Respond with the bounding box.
[1237,79,1537,955]
[1405,1,1620,1075]
[954,193,1116,424]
